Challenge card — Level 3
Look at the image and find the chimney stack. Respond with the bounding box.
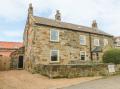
[55,10,61,21]
[92,20,98,29]
[28,3,33,16]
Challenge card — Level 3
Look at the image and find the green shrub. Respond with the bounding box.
[103,49,120,64]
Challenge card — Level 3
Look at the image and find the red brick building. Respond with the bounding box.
[0,41,23,70]
[0,41,23,57]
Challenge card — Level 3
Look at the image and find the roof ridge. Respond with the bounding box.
[33,16,92,29]
[33,16,113,37]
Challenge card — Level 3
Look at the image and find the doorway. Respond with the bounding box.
[18,56,23,69]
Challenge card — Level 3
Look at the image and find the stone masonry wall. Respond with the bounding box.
[34,64,109,78]
[24,24,113,71]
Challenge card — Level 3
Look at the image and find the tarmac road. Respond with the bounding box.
[62,76,120,89]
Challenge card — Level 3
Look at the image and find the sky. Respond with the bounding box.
[0,0,120,42]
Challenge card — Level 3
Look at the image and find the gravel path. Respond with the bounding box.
[62,76,120,89]
[0,70,100,89]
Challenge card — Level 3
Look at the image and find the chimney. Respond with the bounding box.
[55,10,61,21]
[28,3,33,16]
[92,20,98,29]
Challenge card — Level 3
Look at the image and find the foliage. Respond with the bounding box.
[103,48,120,64]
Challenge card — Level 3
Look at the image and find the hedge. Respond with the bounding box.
[103,48,120,64]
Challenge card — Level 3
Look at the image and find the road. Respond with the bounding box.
[62,76,120,89]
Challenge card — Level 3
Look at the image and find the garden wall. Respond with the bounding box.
[33,64,110,78]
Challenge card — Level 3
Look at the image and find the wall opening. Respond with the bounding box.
[18,56,23,69]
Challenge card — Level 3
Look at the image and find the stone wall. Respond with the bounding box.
[10,47,24,69]
[24,22,113,71]
[0,56,10,71]
[33,64,109,78]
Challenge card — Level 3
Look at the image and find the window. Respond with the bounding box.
[50,50,59,62]
[116,39,120,46]
[80,35,86,45]
[117,42,120,46]
[80,51,86,60]
[94,39,100,46]
[104,39,108,46]
[50,29,59,42]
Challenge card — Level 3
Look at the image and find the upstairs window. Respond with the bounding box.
[104,39,108,46]
[80,35,86,45]
[50,50,59,62]
[80,51,86,60]
[94,39,100,46]
[50,29,59,42]
[116,39,120,46]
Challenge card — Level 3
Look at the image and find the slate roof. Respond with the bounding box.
[92,46,102,53]
[33,16,113,37]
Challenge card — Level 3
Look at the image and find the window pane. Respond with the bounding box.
[81,55,85,60]
[51,30,59,41]
[80,36,86,45]
[94,39,99,46]
[80,52,85,60]
[51,50,58,61]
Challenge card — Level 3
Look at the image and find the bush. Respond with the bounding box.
[103,49,120,64]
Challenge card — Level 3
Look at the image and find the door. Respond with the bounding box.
[18,56,23,69]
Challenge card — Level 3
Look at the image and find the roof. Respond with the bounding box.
[0,41,23,49]
[33,16,113,37]
[92,47,102,53]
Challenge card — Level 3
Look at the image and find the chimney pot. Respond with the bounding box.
[28,3,33,16]
[92,20,98,29]
[55,10,61,21]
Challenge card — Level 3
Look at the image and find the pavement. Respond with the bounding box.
[62,76,120,89]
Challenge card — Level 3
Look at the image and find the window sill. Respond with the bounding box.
[50,40,60,43]
[80,44,87,46]
[49,61,60,64]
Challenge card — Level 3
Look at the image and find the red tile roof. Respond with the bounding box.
[0,41,23,49]
[0,41,23,57]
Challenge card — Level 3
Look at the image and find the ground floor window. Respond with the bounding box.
[50,50,59,62]
[80,51,86,60]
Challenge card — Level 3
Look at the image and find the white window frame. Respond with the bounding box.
[116,39,120,46]
[94,38,100,46]
[50,29,59,42]
[80,35,86,45]
[50,50,59,63]
[104,39,108,46]
[80,51,86,61]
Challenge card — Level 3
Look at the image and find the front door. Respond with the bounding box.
[18,56,23,69]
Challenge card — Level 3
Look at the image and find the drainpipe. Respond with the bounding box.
[89,33,93,61]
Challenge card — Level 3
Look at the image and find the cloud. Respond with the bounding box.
[0,0,120,42]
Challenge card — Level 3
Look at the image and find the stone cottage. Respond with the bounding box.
[24,4,113,71]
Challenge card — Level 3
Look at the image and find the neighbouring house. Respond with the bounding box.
[114,36,120,48]
[0,41,23,70]
[23,4,113,72]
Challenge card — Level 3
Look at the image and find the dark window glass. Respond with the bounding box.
[51,50,58,61]
[81,55,85,60]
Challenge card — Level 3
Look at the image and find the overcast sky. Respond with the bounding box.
[0,0,120,42]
